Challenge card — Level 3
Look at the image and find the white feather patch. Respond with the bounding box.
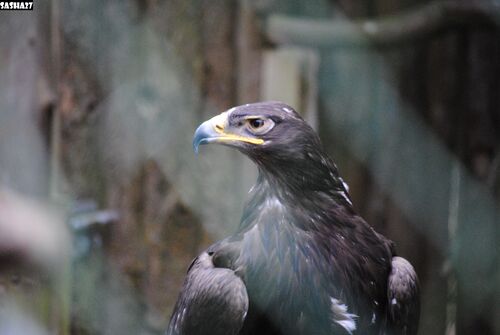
[340,178,350,192]
[340,191,353,206]
[330,297,357,334]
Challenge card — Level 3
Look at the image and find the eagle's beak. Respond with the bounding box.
[193,111,264,153]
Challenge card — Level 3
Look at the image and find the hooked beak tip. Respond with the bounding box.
[193,120,215,154]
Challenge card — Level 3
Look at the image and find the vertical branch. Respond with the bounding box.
[446,162,461,335]
[50,1,71,335]
[49,0,61,198]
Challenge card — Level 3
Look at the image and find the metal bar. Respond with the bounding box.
[265,1,500,47]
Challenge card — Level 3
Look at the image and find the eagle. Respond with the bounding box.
[167,102,419,335]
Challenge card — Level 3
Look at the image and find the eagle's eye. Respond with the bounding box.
[246,117,274,135]
[250,119,264,128]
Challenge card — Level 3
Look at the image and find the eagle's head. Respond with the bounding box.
[194,101,320,163]
[193,101,348,196]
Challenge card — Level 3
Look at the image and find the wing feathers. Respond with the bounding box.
[167,252,249,335]
[387,256,420,335]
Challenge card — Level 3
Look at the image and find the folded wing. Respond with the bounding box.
[167,252,249,335]
[387,256,420,335]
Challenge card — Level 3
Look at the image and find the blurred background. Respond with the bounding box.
[0,0,499,334]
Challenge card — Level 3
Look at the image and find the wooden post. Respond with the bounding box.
[260,47,319,129]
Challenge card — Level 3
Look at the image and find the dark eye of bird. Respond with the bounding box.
[245,117,274,134]
[249,119,264,128]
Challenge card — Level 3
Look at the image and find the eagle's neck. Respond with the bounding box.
[239,159,355,231]
[250,144,348,193]
[256,147,352,204]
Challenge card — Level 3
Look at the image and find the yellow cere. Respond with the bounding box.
[212,112,228,134]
